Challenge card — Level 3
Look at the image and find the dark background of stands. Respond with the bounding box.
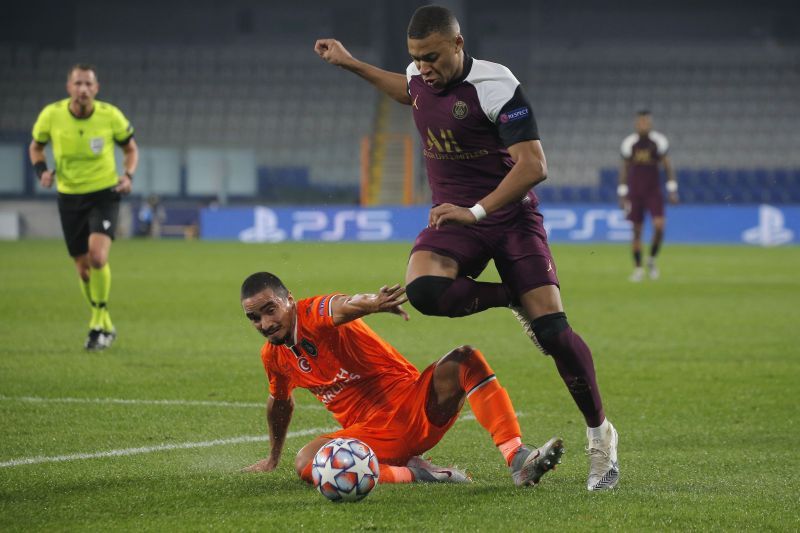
[1,0,799,216]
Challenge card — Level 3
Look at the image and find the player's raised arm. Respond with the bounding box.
[330,284,410,326]
[242,395,294,473]
[429,140,547,228]
[314,39,412,105]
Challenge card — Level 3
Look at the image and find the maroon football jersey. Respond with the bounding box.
[621,131,669,196]
[407,54,540,221]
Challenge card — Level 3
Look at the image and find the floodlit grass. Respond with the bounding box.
[1,240,798,531]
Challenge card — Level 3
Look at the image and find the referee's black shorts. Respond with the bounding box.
[57,187,121,257]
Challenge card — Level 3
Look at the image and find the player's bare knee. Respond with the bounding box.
[456,344,475,356]
[88,251,107,269]
[440,345,474,363]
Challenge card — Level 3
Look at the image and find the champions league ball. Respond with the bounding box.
[311,438,379,502]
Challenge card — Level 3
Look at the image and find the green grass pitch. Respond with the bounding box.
[1,240,798,531]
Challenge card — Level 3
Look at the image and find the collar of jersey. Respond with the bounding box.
[67,101,96,120]
[285,317,299,348]
[427,53,473,93]
[449,52,473,87]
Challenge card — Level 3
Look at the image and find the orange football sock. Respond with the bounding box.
[460,349,522,464]
[378,464,414,483]
[498,437,523,466]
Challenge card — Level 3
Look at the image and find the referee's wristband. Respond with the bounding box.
[468,203,487,222]
[124,171,134,181]
[616,184,629,197]
[666,180,678,193]
[33,161,48,179]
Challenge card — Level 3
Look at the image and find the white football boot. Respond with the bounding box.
[406,456,471,483]
[510,437,564,487]
[629,267,644,282]
[647,259,660,280]
[586,421,619,491]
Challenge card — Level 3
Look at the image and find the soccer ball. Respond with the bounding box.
[311,438,379,503]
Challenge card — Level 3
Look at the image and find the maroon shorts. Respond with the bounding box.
[411,204,559,297]
[627,193,665,224]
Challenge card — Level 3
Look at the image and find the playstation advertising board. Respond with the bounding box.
[200,204,798,246]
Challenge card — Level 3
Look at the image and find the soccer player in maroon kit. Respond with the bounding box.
[618,110,679,281]
[315,5,619,490]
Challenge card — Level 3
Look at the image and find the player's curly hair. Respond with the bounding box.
[240,272,289,300]
[407,5,460,39]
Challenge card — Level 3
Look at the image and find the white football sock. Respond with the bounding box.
[588,418,610,440]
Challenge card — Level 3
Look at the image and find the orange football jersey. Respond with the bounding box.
[260,295,420,428]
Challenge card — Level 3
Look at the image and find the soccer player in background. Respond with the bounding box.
[617,110,678,282]
[29,64,139,350]
[240,272,564,487]
[315,5,618,490]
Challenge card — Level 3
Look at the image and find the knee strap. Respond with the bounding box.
[531,312,569,352]
[405,276,453,316]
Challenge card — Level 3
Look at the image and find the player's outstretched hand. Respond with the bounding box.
[114,174,133,195]
[429,203,477,228]
[242,457,279,473]
[314,39,355,67]
[376,284,409,321]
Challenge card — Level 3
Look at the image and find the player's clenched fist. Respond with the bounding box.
[429,203,476,228]
[314,39,354,67]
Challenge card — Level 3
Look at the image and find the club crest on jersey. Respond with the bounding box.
[297,357,312,373]
[499,107,529,123]
[89,137,104,154]
[290,345,313,372]
[300,338,318,358]
[452,100,469,120]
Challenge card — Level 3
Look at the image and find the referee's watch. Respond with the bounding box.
[124,171,134,181]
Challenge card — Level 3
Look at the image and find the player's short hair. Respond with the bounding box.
[407,5,460,39]
[240,272,289,300]
[636,109,651,116]
[67,63,97,80]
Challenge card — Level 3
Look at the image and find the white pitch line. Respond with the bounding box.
[0,426,336,468]
[0,395,324,410]
[0,400,524,469]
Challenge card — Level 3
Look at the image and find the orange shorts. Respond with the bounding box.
[323,363,458,465]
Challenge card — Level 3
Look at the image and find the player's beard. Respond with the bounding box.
[262,326,289,345]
